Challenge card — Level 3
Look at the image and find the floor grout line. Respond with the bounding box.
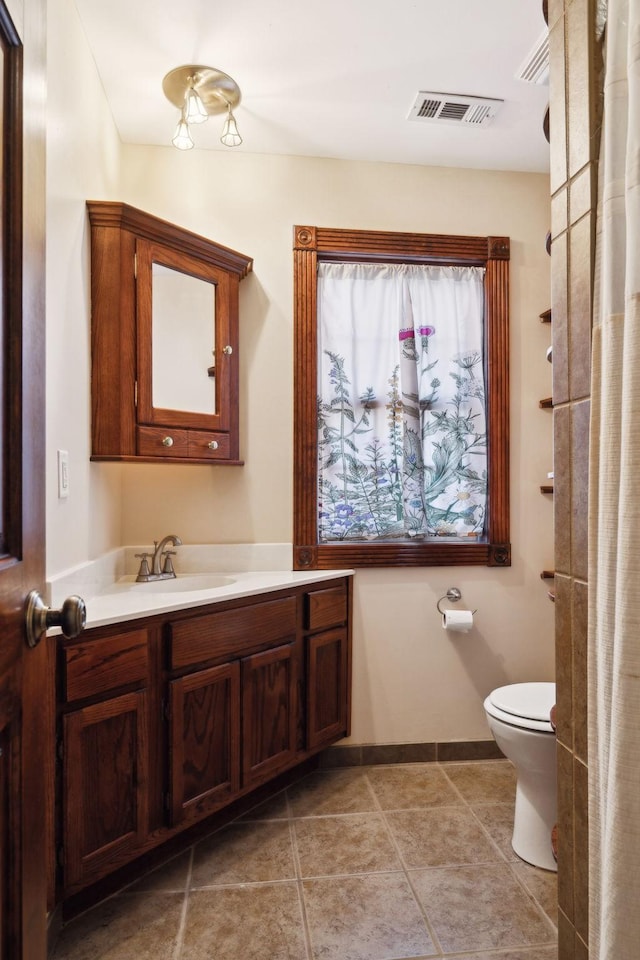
[286,812,315,960]
[506,859,560,934]
[362,767,446,956]
[171,846,193,960]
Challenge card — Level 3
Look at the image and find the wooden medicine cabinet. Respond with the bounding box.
[87,202,253,463]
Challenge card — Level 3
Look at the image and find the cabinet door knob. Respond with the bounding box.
[222,345,233,355]
[25,590,86,648]
[162,436,174,447]
[208,440,219,450]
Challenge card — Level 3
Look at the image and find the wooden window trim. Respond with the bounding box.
[293,225,511,569]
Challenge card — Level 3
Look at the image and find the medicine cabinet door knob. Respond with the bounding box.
[222,345,233,355]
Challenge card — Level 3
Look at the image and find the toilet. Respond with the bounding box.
[483,682,557,872]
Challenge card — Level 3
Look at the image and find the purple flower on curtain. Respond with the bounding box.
[399,325,436,341]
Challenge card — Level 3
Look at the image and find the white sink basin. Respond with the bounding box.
[109,573,236,594]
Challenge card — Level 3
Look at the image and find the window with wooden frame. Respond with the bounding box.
[293,225,510,570]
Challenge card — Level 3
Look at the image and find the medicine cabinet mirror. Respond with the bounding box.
[87,202,252,464]
[151,261,217,416]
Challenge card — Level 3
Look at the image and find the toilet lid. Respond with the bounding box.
[489,682,556,723]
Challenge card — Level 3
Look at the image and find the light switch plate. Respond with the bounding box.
[57,449,70,499]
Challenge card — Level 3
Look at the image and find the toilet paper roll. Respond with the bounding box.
[441,609,474,633]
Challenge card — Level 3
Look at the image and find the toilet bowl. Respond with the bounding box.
[483,682,557,872]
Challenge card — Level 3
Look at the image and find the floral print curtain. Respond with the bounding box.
[317,261,486,542]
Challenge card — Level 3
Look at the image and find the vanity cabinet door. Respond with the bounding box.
[241,643,297,788]
[168,662,240,827]
[306,629,349,750]
[63,690,149,891]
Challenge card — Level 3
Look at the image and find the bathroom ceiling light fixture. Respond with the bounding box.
[171,109,195,151]
[220,103,243,147]
[184,79,208,125]
[163,65,243,150]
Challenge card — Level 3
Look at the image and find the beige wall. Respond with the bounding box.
[45,0,554,744]
[46,0,124,572]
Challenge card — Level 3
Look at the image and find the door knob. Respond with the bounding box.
[25,590,87,648]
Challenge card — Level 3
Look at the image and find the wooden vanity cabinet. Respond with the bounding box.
[57,577,351,899]
[87,201,252,464]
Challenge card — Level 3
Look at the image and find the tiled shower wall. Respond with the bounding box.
[548,1,602,958]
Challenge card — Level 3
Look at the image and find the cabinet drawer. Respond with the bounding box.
[137,426,189,457]
[137,426,230,460]
[169,596,297,670]
[305,584,347,631]
[187,430,230,460]
[63,629,148,702]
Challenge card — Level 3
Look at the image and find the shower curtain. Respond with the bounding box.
[588,2,640,957]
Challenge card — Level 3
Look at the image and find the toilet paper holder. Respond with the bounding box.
[436,586,477,615]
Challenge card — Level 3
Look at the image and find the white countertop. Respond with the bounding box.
[77,569,351,630]
[47,544,353,631]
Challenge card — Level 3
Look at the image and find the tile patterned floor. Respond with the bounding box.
[52,760,558,960]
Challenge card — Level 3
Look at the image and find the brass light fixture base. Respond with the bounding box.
[162,65,241,116]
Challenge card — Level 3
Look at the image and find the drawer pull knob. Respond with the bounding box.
[162,436,174,447]
[208,440,219,451]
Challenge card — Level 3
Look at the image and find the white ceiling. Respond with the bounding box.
[73,0,550,173]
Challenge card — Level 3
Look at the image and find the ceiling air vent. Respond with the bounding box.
[408,92,503,127]
[516,30,550,84]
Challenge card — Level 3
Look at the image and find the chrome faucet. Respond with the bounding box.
[135,534,183,582]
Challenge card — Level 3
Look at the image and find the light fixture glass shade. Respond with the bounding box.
[220,107,242,147]
[184,85,208,124]
[172,116,194,150]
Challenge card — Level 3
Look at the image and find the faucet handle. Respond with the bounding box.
[134,552,151,579]
[162,551,177,576]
